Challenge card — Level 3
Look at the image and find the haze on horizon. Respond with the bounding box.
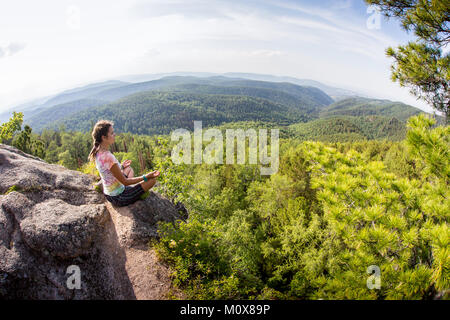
[0,0,436,114]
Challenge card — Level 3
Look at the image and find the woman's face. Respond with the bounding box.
[102,125,116,145]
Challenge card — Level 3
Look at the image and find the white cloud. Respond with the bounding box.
[278,16,346,34]
[0,42,26,58]
[331,0,354,10]
[248,50,284,57]
[131,0,234,20]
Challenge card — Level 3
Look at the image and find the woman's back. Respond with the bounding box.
[95,150,125,196]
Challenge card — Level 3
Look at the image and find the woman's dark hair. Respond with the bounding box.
[88,120,114,162]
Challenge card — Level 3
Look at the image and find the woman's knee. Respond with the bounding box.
[127,167,134,178]
[140,177,156,191]
[123,166,132,175]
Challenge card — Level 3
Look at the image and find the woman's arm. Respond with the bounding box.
[110,163,144,186]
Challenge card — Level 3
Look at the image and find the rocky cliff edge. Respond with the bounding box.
[0,144,187,299]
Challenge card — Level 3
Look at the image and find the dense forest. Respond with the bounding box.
[319,97,422,121]
[46,91,309,135]
[288,116,407,142]
[0,109,448,299]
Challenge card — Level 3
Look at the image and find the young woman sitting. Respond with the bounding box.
[88,120,160,207]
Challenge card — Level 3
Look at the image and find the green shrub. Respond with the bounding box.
[4,185,21,195]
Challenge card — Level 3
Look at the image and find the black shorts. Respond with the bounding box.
[105,184,145,207]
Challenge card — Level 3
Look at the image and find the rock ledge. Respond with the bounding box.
[0,144,186,299]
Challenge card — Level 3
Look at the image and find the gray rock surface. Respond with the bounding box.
[0,144,187,299]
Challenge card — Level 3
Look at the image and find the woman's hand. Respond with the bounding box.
[145,170,160,179]
[122,159,132,168]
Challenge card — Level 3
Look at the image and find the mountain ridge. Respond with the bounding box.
[0,72,362,123]
[24,77,335,132]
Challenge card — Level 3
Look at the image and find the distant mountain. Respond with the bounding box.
[0,95,54,124]
[25,76,335,132]
[116,72,362,99]
[222,72,361,98]
[3,75,334,124]
[0,80,130,124]
[88,75,334,105]
[117,72,216,83]
[34,80,128,112]
[0,72,381,124]
[320,97,422,121]
[160,83,326,114]
[45,91,311,135]
[288,115,408,142]
[6,95,53,113]
[25,99,107,131]
[285,97,423,142]
[39,90,423,141]
[87,76,211,101]
[160,79,333,108]
[1,74,426,143]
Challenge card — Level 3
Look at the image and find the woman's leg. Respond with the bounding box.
[139,177,157,192]
[123,166,134,178]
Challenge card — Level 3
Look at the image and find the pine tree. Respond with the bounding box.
[365,0,450,121]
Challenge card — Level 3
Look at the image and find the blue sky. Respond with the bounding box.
[0,0,434,113]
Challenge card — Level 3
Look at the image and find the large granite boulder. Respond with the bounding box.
[0,144,186,299]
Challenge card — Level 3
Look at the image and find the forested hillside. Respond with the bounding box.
[37,80,127,110]
[0,80,129,124]
[320,97,421,121]
[25,99,106,130]
[17,76,425,143]
[41,91,311,135]
[20,76,334,132]
[288,115,407,142]
[47,95,423,141]
[159,83,331,112]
